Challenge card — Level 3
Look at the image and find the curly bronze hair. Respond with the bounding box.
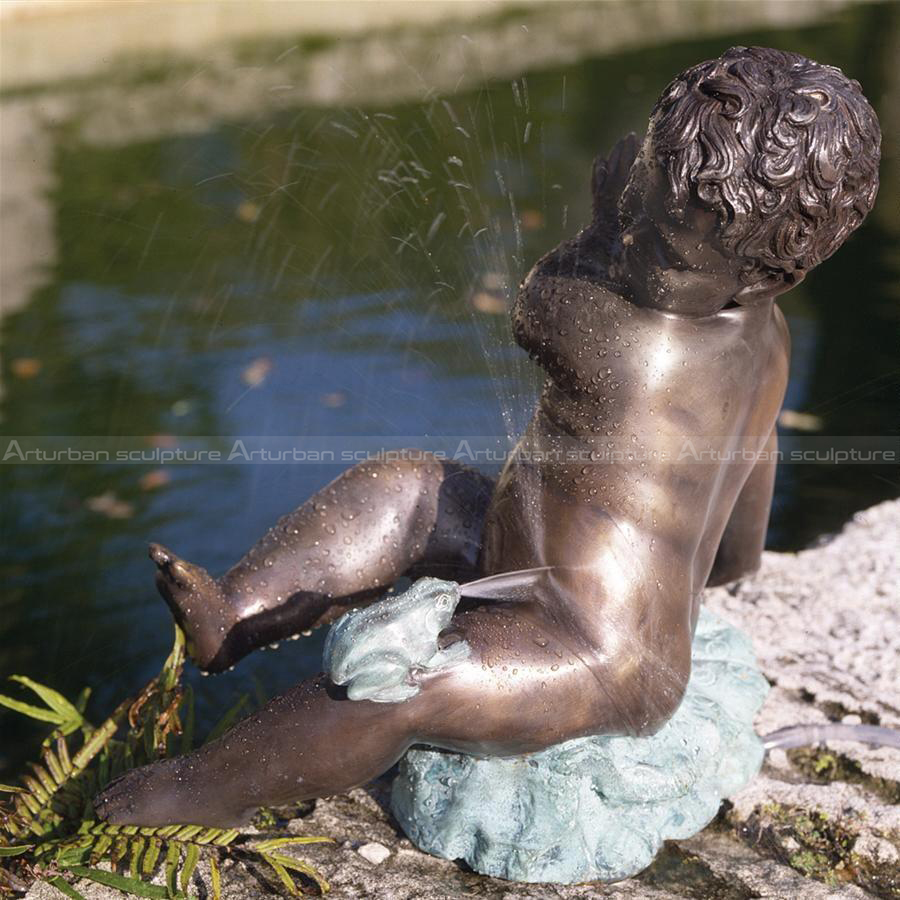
[648,46,881,285]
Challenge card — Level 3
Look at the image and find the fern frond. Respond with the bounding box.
[262,853,299,895]
[9,676,84,726]
[265,850,331,894]
[142,835,163,876]
[66,865,170,899]
[46,875,88,899]
[180,842,200,893]
[43,746,67,784]
[252,835,333,852]
[164,840,180,896]
[0,675,85,736]
[0,622,333,897]
[209,853,222,900]
[0,783,26,794]
[203,694,248,745]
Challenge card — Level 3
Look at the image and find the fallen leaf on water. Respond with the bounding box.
[10,358,42,379]
[242,357,273,387]
[321,392,347,408]
[470,272,508,315]
[85,492,134,519]
[139,469,171,491]
[480,271,504,292]
[236,200,261,223]
[471,291,507,314]
[779,409,823,432]
[520,208,544,230]
[147,434,177,448]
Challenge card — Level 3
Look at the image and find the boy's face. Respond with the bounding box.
[617,134,754,316]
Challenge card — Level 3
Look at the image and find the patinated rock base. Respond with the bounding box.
[392,607,768,883]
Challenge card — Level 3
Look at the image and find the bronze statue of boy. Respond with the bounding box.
[96,46,880,827]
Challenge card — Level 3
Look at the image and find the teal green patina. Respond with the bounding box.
[388,597,768,884]
[323,578,469,703]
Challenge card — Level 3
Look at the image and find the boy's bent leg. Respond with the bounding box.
[153,456,494,671]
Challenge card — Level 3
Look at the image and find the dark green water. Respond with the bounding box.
[2,4,898,773]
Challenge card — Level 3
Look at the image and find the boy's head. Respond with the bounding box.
[617,46,881,314]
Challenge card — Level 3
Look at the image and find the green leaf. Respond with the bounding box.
[44,746,67,784]
[9,675,83,724]
[30,762,58,794]
[17,789,42,816]
[55,842,93,868]
[56,735,73,774]
[143,837,162,877]
[0,782,26,793]
[22,773,51,803]
[252,836,333,851]
[193,827,227,846]
[111,836,131,868]
[160,625,187,692]
[0,693,64,724]
[267,852,330,893]
[210,829,240,847]
[89,832,114,863]
[203,695,248,745]
[208,854,221,900]
[164,841,180,897]
[72,715,119,770]
[63,866,170,899]
[75,686,92,715]
[261,853,298,895]
[130,837,147,880]
[46,875,88,900]
[180,843,199,893]
[179,685,195,753]
[0,844,32,856]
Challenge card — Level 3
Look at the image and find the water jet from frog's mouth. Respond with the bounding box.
[459,565,580,600]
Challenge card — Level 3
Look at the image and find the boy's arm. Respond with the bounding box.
[707,428,778,587]
[512,133,641,386]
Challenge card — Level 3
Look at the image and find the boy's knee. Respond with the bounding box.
[343,452,445,503]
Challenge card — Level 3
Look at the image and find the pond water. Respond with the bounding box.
[1,3,897,773]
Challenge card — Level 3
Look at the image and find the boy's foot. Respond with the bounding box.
[149,543,235,672]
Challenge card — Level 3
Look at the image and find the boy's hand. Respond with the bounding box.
[591,132,641,235]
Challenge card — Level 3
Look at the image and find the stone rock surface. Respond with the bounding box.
[26,500,900,899]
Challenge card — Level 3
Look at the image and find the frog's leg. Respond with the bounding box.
[151,456,494,672]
